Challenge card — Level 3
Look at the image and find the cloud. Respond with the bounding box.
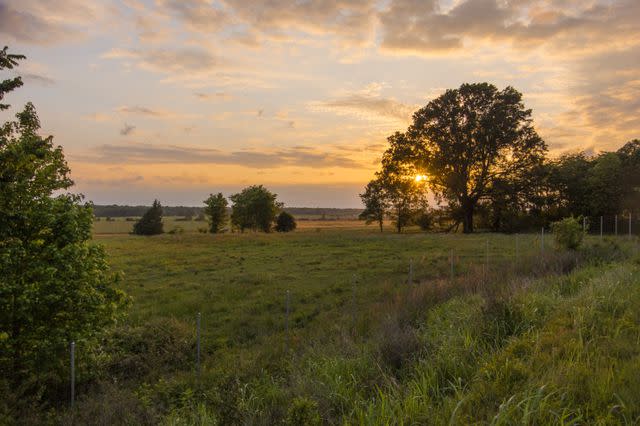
[310,83,417,123]
[120,123,136,136]
[157,0,229,33]
[18,72,55,86]
[79,142,365,169]
[0,1,74,44]
[378,0,640,55]
[102,46,223,75]
[194,92,232,101]
[115,105,196,120]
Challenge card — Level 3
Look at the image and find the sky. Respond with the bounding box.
[1,0,639,207]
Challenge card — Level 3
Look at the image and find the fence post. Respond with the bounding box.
[484,239,489,283]
[600,216,603,239]
[515,233,519,265]
[285,290,290,348]
[70,341,75,409]
[583,216,586,233]
[408,259,413,285]
[351,274,357,328]
[196,312,201,378]
[630,212,633,239]
[450,249,454,282]
[615,215,618,236]
[541,227,545,256]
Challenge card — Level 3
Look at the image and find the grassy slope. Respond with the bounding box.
[69,232,640,425]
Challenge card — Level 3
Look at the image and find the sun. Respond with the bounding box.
[414,174,428,182]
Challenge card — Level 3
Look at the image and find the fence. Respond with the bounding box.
[63,225,638,409]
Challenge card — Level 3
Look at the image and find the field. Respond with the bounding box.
[64,222,640,424]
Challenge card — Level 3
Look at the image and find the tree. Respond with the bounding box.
[132,199,164,235]
[374,138,429,233]
[230,185,282,232]
[275,211,297,232]
[618,139,640,211]
[0,56,128,390]
[0,46,25,110]
[203,193,228,233]
[359,179,388,232]
[386,83,547,233]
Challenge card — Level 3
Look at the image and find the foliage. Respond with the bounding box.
[414,209,433,231]
[133,199,164,235]
[275,211,296,232]
[551,217,584,250]
[0,96,128,396]
[230,185,282,232]
[0,46,25,110]
[358,179,388,232]
[203,193,228,233]
[377,137,430,233]
[375,83,547,233]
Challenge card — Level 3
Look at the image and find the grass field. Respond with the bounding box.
[92,216,373,234]
[61,227,640,424]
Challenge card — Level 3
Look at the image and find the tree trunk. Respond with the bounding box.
[378,218,383,232]
[462,202,474,234]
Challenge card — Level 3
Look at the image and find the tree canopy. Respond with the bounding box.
[230,185,282,232]
[204,193,229,233]
[365,83,547,233]
[132,199,164,235]
[0,51,128,391]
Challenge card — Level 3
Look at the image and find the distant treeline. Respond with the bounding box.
[92,204,362,219]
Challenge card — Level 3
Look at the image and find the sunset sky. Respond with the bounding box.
[1,0,638,207]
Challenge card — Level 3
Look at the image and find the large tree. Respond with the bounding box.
[386,83,547,233]
[0,51,128,390]
[230,185,282,232]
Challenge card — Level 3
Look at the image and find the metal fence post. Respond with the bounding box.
[541,227,545,256]
[70,341,75,409]
[450,249,454,282]
[196,312,201,377]
[630,212,633,239]
[485,239,489,282]
[600,216,603,239]
[583,216,586,233]
[615,215,618,236]
[285,290,290,344]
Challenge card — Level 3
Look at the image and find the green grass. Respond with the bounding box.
[54,229,640,424]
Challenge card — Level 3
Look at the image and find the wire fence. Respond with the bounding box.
[62,222,638,410]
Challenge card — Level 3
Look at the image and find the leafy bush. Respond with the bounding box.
[275,211,297,232]
[414,210,433,231]
[551,217,584,250]
[133,200,164,235]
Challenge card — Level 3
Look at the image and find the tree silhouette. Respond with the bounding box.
[133,199,164,235]
[203,192,228,233]
[383,83,546,233]
[275,211,297,232]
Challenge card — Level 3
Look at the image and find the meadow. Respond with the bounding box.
[62,220,640,424]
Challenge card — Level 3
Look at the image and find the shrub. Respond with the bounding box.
[414,211,433,231]
[275,211,297,232]
[133,200,164,235]
[551,217,584,250]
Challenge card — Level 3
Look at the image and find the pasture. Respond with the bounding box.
[68,225,640,424]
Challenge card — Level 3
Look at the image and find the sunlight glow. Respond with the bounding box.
[415,174,428,182]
